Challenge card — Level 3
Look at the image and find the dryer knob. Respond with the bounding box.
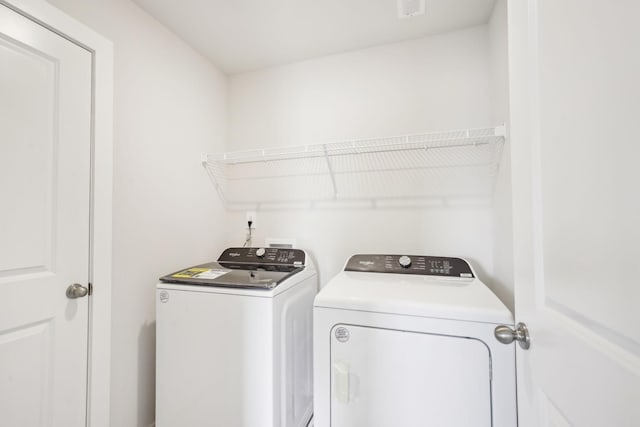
[256,247,266,257]
[398,255,412,268]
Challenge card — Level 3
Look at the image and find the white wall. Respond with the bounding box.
[227,207,494,290]
[489,0,515,311]
[229,25,492,149]
[226,26,498,288]
[45,1,227,426]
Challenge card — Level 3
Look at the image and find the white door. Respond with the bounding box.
[0,4,92,426]
[330,325,492,427]
[509,1,640,425]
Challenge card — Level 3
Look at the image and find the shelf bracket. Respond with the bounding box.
[322,144,338,199]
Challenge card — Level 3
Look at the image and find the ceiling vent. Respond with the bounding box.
[397,0,425,19]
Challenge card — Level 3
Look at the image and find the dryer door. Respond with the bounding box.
[330,324,492,427]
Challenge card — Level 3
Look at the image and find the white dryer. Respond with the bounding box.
[313,254,516,427]
[156,247,317,427]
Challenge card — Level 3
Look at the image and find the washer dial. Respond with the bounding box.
[398,255,412,268]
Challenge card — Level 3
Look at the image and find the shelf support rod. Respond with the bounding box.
[322,144,338,199]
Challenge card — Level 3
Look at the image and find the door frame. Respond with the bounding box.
[0,1,113,426]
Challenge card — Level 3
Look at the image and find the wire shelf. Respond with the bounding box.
[202,125,506,209]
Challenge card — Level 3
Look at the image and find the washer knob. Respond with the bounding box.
[256,248,266,257]
[398,255,412,268]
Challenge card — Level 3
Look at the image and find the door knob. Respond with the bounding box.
[66,283,88,299]
[494,322,530,349]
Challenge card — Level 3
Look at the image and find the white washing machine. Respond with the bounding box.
[156,247,317,427]
[313,254,516,427]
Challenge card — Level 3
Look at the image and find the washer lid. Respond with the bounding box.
[158,247,308,290]
[159,261,303,289]
[314,271,513,325]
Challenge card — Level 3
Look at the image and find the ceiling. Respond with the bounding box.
[132,0,497,74]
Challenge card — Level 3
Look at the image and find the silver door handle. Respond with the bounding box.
[494,322,530,349]
[66,283,88,299]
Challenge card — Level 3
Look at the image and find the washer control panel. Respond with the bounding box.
[218,247,305,266]
[344,254,474,278]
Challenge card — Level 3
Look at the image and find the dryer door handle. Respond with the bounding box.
[332,361,350,404]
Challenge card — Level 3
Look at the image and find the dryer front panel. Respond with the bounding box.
[329,324,492,427]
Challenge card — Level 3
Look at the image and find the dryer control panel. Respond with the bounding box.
[344,254,474,278]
